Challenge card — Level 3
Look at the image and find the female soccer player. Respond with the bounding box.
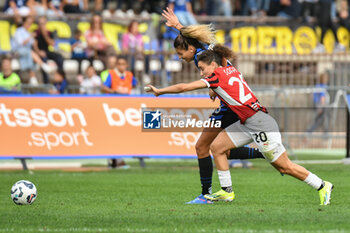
[145,44,334,205]
[162,8,264,204]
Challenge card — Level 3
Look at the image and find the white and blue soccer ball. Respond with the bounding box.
[10,180,37,205]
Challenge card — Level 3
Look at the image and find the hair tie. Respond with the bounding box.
[208,44,215,50]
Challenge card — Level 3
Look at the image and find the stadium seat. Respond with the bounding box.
[135,60,144,71]
[92,60,104,72]
[11,59,20,71]
[63,60,79,73]
[165,60,182,72]
[150,60,161,71]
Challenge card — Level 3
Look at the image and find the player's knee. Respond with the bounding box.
[277,164,293,175]
[195,141,210,158]
[277,167,287,175]
[210,142,223,156]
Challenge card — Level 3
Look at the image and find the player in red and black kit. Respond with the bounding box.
[146,44,333,205]
[162,7,264,204]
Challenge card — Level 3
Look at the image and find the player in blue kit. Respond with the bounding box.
[162,8,265,204]
[146,44,334,206]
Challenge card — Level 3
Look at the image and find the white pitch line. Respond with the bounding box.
[292,160,343,164]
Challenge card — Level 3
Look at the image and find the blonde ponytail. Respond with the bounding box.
[180,24,217,45]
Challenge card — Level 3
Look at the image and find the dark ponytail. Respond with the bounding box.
[197,44,237,66]
[174,34,205,50]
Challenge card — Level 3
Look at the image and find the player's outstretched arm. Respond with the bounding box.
[145,80,207,96]
[162,7,183,31]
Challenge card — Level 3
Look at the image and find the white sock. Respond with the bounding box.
[217,170,232,188]
[304,172,323,190]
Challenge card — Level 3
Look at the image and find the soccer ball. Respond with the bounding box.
[10,180,37,205]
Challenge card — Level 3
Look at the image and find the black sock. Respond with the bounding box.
[198,156,213,195]
[222,186,233,193]
[317,181,325,191]
[228,147,264,160]
[108,159,117,168]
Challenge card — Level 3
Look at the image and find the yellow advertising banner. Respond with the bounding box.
[1,19,349,54]
[0,95,218,159]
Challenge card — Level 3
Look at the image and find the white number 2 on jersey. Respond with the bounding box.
[228,73,252,104]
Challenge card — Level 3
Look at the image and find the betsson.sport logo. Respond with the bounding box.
[0,103,92,151]
[0,103,218,151]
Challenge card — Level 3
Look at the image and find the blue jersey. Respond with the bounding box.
[194,47,206,67]
[169,0,190,12]
[313,83,327,106]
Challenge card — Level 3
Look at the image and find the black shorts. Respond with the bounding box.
[210,105,239,129]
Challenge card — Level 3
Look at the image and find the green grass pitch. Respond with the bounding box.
[0,160,349,233]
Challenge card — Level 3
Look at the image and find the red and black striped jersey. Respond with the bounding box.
[201,66,267,123]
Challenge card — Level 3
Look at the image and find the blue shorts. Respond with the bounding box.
[210,104,239,129]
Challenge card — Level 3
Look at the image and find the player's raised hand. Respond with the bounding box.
[144,85,161,96]
[162,7,182,30]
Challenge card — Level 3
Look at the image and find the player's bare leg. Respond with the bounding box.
[204,131,236,202]
[210,131,235,171]
[196,127,222,159]
[186,127,222,204]
[271,152,333,205]
[271,152,309,180]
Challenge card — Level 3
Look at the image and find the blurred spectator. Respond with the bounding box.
[241,0,258,16]
[107,0,165,17]
[168,0,197,26]
[221,0,233,17]
[12,16,53,85]
[300,0,318,23]
[314,0,345,53]
[256,0,271,16]
[0,57,21,91]
[85,14,114,67]
[122,20,143,55]
[202,0,232,16]
[111,0,153,14]
[80,65,101,94]
[267,0,301,18]
[95,0,103,12]
[49,69,67,94]
[336,0,350,31]
[33,16,64,84]
[100,54,117,83]
[70,29,87,82]
[163,1,197,40]
[122,20,149,76]
[102,55,135,169]
[196,0,206,15]
[62,0,87,13]
[306,72,330,135]
[102,56,137,94]
[206,0,217,15]
[4,0,34,16]
[33,0,48,16]
[47,0,64,16]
